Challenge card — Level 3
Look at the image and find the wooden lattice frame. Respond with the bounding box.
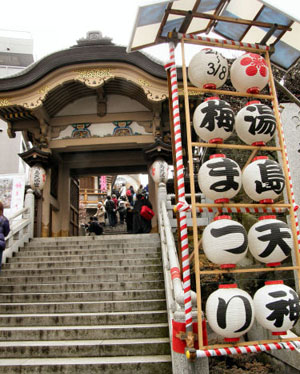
[180,37,300,350]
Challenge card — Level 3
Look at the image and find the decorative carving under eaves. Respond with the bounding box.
[22,86,52,109]
[0,98,11,107]
[136,79,167,102]
[75,68,114,88]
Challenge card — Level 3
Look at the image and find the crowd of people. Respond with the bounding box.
[85,184,153,235]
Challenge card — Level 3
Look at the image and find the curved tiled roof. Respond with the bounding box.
[0,43,169,92]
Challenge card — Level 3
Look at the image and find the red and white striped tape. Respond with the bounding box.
[176,33,270,52]
[192,340,300,358]
[165,42,193,330]
[196,206,289,214]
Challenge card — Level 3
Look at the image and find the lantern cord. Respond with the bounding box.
[187,340,300,359]
[165,42,193,335]
[173,33,270,52]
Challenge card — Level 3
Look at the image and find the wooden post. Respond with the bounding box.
[180,39,204,348]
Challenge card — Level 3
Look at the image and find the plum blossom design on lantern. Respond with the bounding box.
[240,53,268,78]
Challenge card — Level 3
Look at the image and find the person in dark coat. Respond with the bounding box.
[132,194,153,234]
[0,201,10,269]
[105,196,117,227]
[88,217,103,235]
[126,203,134,233]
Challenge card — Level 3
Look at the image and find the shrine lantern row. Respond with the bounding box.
[202,215,292,269]
[198,154,285,204]
[188,49,269,94]
[192,98,276,146]
[206,281,300,342]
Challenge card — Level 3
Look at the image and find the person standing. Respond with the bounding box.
[117,197,127,224]
[0,201,10,269]
[120,183,127,199]
[132,194,153,234]
[126,185,134,206]
[94,201,106,227]
[105,196,116,227]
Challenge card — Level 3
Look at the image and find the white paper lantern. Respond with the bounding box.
[202,216,248,268]
[248,215,293,266]
[150,159,169,184]
[230,53,269,93]
[242,156,285,203]
[206,284,255,342]
[193,97,234,143]
[198,154,242,203]
[235,101,276,146]
[253,281,300,335]
[188,48,228,89]
[29,164,46,191]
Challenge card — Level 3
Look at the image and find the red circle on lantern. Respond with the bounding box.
[209,154,225,159]
[246,100,261,106]
[265,280,283,285]
[203,83,217,89]
[252,141,266,146]
[259,199,274,204]
[205,96,220,101]
[209,138,223,144]
[219,283,238,288]
[259,215,276,220]
[266,262,281,267]
[246,65,258,77]
[214,215,232,221]
[253,156,268,162]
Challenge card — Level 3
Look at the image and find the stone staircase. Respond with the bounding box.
[0,234,172,373]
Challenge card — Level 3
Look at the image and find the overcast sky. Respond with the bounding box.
[0,0,298,64]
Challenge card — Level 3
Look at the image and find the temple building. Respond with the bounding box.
[0,31,173,237]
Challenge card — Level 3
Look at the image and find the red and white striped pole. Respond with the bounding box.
[186,340,300,359]
[165,42,193,332]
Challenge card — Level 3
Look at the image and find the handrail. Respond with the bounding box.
[3,189,35,264]
[157,182,204,373]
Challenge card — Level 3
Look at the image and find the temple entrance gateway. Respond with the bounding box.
[0,31,172,237]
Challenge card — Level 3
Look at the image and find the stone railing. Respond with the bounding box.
[3,189,35,264]
[157,182,209,374]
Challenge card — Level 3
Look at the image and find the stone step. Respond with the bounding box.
[0,289,166,303]
[0,355,172,374]
[0,337,170,358]
[26,233,160,242]
[0,279,164,293]
[0,271,164,285]
[16,247,161,257]
[0,264,163,277]
[24,235,160,248]
[0,323,169,341]
[8,252,161,263]
[22,243,160,252]
[0,299,167,314]
[3,258,162,270]
[0,310,167,327]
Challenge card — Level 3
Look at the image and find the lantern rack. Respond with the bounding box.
[176,34,300,351]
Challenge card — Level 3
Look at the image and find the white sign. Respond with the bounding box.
[0,174,26,218]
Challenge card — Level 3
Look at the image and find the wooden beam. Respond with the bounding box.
[50,112,153,127]
[168,9,292,31]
